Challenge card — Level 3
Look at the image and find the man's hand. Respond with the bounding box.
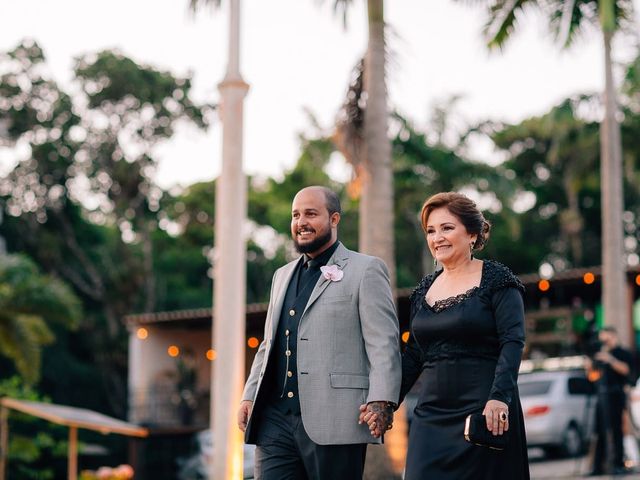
[358,401,394,438]
[595,351,613,364]
[237,400,253,432]
[595,350,630,376]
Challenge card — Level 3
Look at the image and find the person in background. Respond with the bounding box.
[586,326,633,476]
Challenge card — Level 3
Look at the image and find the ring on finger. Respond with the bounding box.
[498,411,508,423]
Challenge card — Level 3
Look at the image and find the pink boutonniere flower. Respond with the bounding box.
[320,264,344,282]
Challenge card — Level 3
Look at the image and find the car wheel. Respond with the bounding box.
[562,424,583,457]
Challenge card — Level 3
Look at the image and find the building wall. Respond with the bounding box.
[128,326,212,425]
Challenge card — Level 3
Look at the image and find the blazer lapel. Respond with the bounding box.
[302,243,350,317]
[270,259,299,338]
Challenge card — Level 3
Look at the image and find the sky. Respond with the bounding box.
[2,0,639,190]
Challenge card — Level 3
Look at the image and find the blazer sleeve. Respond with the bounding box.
[358,257,402,404]
[241,270,278,402]
[489,286,526,405]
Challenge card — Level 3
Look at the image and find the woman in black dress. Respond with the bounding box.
[364,192,529,479]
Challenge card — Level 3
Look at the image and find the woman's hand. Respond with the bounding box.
[482,399,509,436]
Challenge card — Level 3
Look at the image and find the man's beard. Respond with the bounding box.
[294,226,333,254]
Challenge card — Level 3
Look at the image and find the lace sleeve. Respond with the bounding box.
[483,260,525,296]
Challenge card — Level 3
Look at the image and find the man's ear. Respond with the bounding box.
[331,212,341,227]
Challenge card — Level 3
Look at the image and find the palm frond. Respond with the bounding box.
[0,314,50,384]
[483,0,539,50]
[546,0,597,48]
[611,0,635,32]
[333,58,365,168]
[332,0,354,28]
[188,0,221,13]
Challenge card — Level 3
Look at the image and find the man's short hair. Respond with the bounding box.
[323,187,341,216]
[601,326,618,334]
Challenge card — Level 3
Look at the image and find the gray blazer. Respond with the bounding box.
[242,242,401,445]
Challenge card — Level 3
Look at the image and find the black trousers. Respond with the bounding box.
[254,405,367,480]
[593,390,626,472]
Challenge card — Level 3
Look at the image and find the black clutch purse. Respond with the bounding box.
[464,413,509,450]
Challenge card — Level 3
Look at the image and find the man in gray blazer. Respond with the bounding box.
[237,186,401,479]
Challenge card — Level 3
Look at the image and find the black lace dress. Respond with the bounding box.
[401,260,530,480]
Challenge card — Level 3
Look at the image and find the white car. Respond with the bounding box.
[518,368,596,457]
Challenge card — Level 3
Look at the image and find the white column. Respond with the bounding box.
[210,0,249,478]
[127,329,142,423]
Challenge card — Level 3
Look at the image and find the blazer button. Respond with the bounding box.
[285,350,291,357]
[287,371,293,378]
[287,392,294,398]
[285,329,290,336]
[289,309,295,316]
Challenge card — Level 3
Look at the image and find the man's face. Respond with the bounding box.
[599,330,616,348]
[290,188,339,256]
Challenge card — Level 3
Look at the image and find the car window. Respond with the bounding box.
[518,380,552,396]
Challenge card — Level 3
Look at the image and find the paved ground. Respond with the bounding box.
[529,449,640,479]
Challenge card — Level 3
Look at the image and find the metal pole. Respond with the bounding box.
[210,0,249,478]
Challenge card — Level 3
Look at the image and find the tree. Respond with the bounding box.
[0,254,80,384]
[331,0,396,290]
[392,113,520,279]
[0,39,213,414]
[465,0,635,342]
[488,96,602,269]
[0,376,68,480]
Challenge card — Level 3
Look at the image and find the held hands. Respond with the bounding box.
[482,399,509,436]
[237,400,253,432]
[358,401,394,438]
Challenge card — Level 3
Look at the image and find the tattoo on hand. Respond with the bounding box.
[368,401,394,434]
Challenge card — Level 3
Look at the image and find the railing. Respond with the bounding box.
[128,386,209,428]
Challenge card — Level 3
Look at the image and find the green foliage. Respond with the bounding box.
[153,181,216,309]
[488,96,603,269]
[465,0,634,50]
[247,135,356,300]
[0,376,67,479]
[391,114,519,282]
[0,255,80,383]
[0,38,212,418]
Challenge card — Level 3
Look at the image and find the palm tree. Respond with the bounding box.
[0,255,80,384]
[465,0,634,343]
[334,0,396,290]
[359,0,395,289]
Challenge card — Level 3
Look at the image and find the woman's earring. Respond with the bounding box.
[433,257,437,269]
[470,242,475,260]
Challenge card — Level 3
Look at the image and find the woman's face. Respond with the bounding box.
[425,207,477,266]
